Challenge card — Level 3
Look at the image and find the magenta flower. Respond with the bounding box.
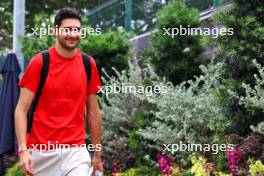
[156,153,174,175]
[227,147,243,175]
[111,167,120,176]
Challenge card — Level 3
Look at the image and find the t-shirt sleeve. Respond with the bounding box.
[87,57,102,95]
[18,53,42,94]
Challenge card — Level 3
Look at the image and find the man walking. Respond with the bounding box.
[15,7,103,176]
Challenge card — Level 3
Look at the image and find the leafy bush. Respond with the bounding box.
[139,62,229,165]
[115,168,139,176]
[115,165,160,176]
[225,60,264,174]
[236,60,264,135]
[99,65,160,172]
[191,156,213,176]
[148,0,206,85]
[191,155,232,176]
[80,29,132,76]
[213,0,264,135]
[20,13,55,59]
[99,61,234,169]
[249,159,264,176]
[5,163,23,176]
[228,60,264,135]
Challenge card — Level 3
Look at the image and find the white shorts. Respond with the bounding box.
[29,147,92,176]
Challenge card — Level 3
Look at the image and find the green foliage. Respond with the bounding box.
[214,152,228,172]
[80,29,132,75]
[149,0,206,85]
[5,163,24,176]
[238,60,264,111]
[231,60,264,135]
[99,61,233,168]
[99,64,159,171]
[191,156,207,176]
[250,122,264,136]
[20,13,55,59]
[0,0,13,51]
[115,165,160,176]
[116,168,139,176]
[249,159,264,176]
[213,0,264,135]
[139,62,229,165]
[191,155,231,176]
[128,130,141,151]
[183,169,194,176]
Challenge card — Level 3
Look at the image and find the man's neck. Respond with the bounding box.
[55,42,77,59]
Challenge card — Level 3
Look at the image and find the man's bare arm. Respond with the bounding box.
[15,87,34,149]
[15,87,35,175]
[86,94,102,156]
[86,94,103,174]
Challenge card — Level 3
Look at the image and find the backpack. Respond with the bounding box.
[27,50,92,133]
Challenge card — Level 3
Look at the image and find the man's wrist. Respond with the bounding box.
[17,146,28,157]
[18,144,27,150]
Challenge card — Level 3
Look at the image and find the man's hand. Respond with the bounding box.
[92,155,103,176]
[19,151,34,176]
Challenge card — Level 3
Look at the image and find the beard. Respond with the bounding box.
[57,36,80,51]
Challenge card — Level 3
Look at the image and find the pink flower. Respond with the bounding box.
[111,167,120,176]
[156,153,174,175]
[227,147,243,175]
[204,162,214,173]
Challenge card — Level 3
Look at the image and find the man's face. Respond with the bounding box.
[56,18,81,50]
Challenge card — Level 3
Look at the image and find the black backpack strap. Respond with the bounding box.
[27,50,50,133]
[82,53,92,81]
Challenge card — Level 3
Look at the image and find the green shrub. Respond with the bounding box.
[148,0,206,85]
[80,29,132,76]
[5,163,23,176]
[99,61,231,168]
[240,61,264,135]
[20,13,55,59]
[115,166,160,176]
[116,168,139,176]
[99,64,159,172]
[138,62,230,166]
[249,159,264,176]
[213,0,264,135]
[231,60,264,135]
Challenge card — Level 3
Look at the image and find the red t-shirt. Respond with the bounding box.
[19,46,101,150]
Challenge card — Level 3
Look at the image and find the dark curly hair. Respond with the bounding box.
[54,7,82,27]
